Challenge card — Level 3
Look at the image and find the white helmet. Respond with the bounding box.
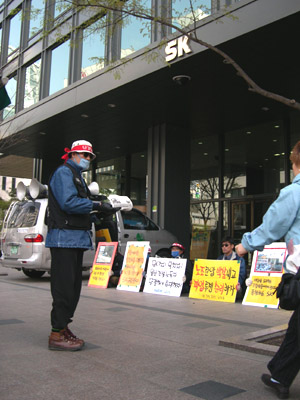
[69,140,96,160]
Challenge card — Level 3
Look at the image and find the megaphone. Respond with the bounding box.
[16,181,31,201]
[108,195,133,211]
[88,181,99,196]
[29,179,48,199]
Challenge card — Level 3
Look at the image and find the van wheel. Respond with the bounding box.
[155,248,171,258]
[22,268,46,278]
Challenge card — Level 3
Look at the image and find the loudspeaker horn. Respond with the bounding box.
[16,182,31,201]
[29,179,48,199]
[88,181,99,196]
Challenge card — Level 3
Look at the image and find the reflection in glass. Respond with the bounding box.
[24,59,41,108]
[224,121,285,198]
[190,134,219,260]
[96,157,125,196]
[121,0,151,58]
[3,75,17,119]
[8,11,22,57]
[49,40,70,95]
[29,0,45,37]
[54,0,66,19]
[81,25,105,79]
[172,0,211,30]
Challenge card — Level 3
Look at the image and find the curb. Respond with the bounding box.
[219,324,287,356]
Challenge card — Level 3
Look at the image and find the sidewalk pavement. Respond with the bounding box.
[1,265,299,400]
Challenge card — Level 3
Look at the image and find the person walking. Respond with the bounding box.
[236,140,300,399]
[46,140,113,351]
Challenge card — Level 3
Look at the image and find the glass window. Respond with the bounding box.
[130,151,147,206]
[24,58,41,108]
[8,11,22,57]
[49,40,70,95]
[2,75,17,119]
[172,0,211,30]
[121,0,151,58]
[29,0,45,37]
[7,201,40,228]
[190,134,219,260]
[224,121,285,198]
[54,0,66,19]
[96,157,125,196]
[81,24,105,79]
[121,209,159,230]
[2,176,6,190]
[0,27,2,54]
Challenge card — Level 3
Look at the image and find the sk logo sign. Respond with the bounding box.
[165,35,192,62]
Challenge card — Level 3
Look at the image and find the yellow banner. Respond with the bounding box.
[243,275,281,306]
[189,259,240,303]
[118,244,145,288]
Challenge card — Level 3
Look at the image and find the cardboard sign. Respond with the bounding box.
[189,259,240,303]
[88,242,118,288]
[143,257,187,297]
[117,241,150,292]
[243,243,286,308]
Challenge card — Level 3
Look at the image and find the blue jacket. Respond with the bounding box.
[242,174,300,273]
[217,252,246,285]
[45,159,93,249]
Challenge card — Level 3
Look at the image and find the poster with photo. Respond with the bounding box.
[88,242,118,288]
[243,242,286,308]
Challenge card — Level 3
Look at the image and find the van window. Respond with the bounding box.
[7,202,40,228]
[122,209,159,231]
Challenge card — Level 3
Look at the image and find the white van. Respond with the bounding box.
[0,180,176,278]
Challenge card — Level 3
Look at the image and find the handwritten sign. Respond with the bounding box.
[88,242,118,288]
[117,241,150,292]
[243,275,282,306]
[189,259,240,303]
[243,243,286,308]
[143,257,187,297]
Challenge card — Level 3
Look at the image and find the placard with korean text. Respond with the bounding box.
[143,257,187,297]
[189,259,240,303]
[117,241,150,292]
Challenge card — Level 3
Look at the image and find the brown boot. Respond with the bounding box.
[48,330,83,351]
[64,326,85,346]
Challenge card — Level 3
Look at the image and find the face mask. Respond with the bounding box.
[171,250,180,258]
[78,158,90,171]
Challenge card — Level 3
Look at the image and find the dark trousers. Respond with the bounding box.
[50,247,84,330]
[268,309,300,387]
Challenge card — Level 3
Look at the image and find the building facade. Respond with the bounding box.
[1,0,300,260]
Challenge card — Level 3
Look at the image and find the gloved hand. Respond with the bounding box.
[182,275,186,283]
[236,282,241,291]
[92,201,120,214]
[245,278,253,287]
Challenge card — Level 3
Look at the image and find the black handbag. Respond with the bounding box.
[275,270,300,310]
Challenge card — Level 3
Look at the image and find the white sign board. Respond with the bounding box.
[143,257,187,297]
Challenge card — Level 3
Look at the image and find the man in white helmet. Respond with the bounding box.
[46,140,115,351]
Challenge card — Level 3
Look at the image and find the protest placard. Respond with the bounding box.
[242,243,286,308]
[143,257,187,297]
[117,241,150,292]
[189,259,240,303]
[88,242,118,288]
